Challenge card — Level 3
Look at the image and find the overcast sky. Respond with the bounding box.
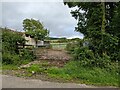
[2,1,84,39]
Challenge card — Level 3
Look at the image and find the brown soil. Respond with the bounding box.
[35,48,72,61]
[20,48,72,68]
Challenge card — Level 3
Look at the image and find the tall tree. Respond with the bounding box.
[64,2,119,61]
[23,18,49,47]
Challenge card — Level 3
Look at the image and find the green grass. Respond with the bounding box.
[51,43,67,50]
[26,61,49,74]
[2,64,18,70]
[24,60,119,86]
[2,60,119,87]
[25,61,118,86]
[46,61,119,86]
[27,64,43,73]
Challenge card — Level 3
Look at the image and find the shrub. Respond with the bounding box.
[73,47,94,60]
[94,53,111,68]
[2,49,35,65]
[19,48,35,61]
[2,28,35,65]
[66,38,115,68]
[2,28,25,54]
[66,39,83,52]
[2,52,21,65]
[70,45,111,68]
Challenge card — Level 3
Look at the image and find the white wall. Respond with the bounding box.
[37,40,44,46]
[24,35,36,46]
[24,34,44,46]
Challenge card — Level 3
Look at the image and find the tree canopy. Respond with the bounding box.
[23,18,49,41]
[64,2,120,66]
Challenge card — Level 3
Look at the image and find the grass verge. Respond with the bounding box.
[2,60,119,87]
[2,64,18,70]
[25,60,119,87]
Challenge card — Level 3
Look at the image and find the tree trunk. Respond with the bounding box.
[101,0,106,55]
[101,1,106,33]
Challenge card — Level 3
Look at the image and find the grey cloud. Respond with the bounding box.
[2,2,84,38]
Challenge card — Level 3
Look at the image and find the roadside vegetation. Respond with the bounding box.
[8,60,118,86]
[1,2,120,87]
[2,28,119,87]
[46,61,118,86]
[2,18,49,66]
[63,2,119,86]
[2,28,35,66]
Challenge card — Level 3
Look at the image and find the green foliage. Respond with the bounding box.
[2,28,25,54]
[2,49,34,65]
[27,64,41,73]
[73,47,94,60]
[23,18,49,42]
[47,61,119,86]
[51,43,67,50]
[66,43,77,53]
[66,39,82,53]
[2,64,18,70]
[64,2,119,68]
[2,28,34,65]
[46,37,67,43]
[26,64,48,74]
[19,48,35,62]
[2,52,21,65]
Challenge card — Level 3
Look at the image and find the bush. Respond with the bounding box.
[73,47,94,60]
[68,45,111,68]
[73,47,94,67]
[2,28,35,65]
[94,53,111,68]
[66,38,115,68]
[66,39,83,52]
[66,42,75,52]
[2,28,25,54]
[19,48,35,61]
[2,53,21,65]
[2,49,35,65]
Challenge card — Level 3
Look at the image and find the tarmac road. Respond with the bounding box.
[2,75,118,89]
[2,75,94,88]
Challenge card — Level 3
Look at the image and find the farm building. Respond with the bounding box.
[2,28,49,47]
[24,34,50,47]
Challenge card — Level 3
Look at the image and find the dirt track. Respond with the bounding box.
[35,48,72,60]
[20,48,72,68]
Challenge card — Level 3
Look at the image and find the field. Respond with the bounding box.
[50,43,67,50]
